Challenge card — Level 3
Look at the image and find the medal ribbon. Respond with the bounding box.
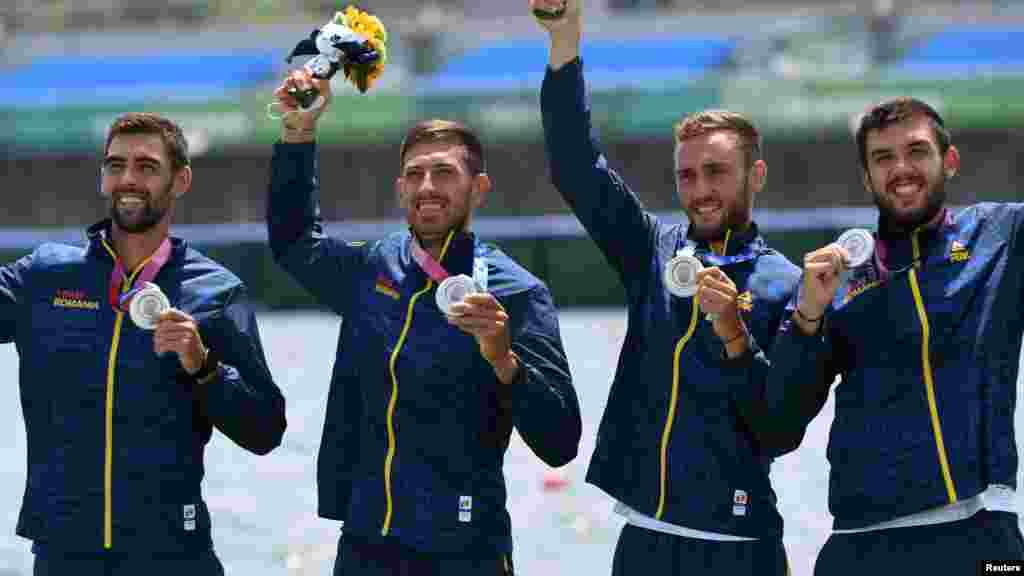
[107,238,173,313]
[682,237,765,268]
[410,233,488,290]
[410,236,451,283]
[873,209,955,282]
[701,244,764,267]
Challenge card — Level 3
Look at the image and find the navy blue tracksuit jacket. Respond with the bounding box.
[5,220,286,556]
[542,59,801,539]
[768,204,1024,530]
[266,142,582,556]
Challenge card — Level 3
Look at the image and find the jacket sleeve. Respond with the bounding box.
[541,58,658,292]
[194,284,287,455]
[267,141,370,315]
[722,337,791,457]
[756,301,842,453]
[0,253,32,343]
[504,285,582,468]
[724,261,806,457]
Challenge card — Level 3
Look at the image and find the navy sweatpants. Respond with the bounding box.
[32,544,224,576]
[333,532,513,576]
[814,510,1024,575]
[611,524,788,576]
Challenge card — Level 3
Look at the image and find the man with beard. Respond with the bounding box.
[532,1,801,574]
[767,97,1024,573]
[266,69,581,576]
[3,112,287,575]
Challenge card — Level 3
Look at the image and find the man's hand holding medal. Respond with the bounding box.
[120,281,212,380]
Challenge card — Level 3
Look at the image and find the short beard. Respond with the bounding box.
[110,185,171,234]
[873,175,947,232]
[687,177,752,242]
[411,210,471,252]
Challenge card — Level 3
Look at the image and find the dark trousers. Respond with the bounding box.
[814,510,1024,576]
[32,544,224,576]
[333,532,513,576]
[611,523,788,575]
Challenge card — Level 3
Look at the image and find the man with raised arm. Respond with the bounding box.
[266,69,582,576]
[532,1,801,574]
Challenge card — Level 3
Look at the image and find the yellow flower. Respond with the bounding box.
[332,5,388,93]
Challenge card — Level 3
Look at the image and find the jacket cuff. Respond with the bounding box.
[718,332,759,369]
[273,140,316,152]
[272,141,317,174]
[545,56,582,78]
[779,315,828,352]
[506,358,545,411]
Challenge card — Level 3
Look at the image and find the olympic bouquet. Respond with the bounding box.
[331,5,388,93]
[280,4,388,111]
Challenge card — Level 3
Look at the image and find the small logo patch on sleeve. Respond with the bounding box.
[374,274,400,300]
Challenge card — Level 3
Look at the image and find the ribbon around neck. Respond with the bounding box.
[410,233,488,291]
[410,235,451,283]
[108,237,173,313]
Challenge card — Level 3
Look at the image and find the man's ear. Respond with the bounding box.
[396,177,408,209]
[943,144,961,180]
[749,159,767,195]
[471,173,491,209]
[861,169,872,194]
[172,166,192,198]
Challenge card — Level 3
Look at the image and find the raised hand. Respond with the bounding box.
[529,0,581,69]
[530,0,577,29]
[794,243,850,332]
[272,68,332,141]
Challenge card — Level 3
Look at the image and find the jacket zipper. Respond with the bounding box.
[655,229,731,519]
[907,230,957,503]
[655,299,700,520]
[100,239,152,549]
[381,231,456,535]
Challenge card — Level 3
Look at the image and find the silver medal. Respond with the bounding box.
[664,253,704,298]
[436,274,480,316]
[129,282,170,330]
[836,228,875,269]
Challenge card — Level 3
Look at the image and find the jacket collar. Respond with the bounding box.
[86,219,186,264]
[875,207,951,269]
[684,221,766,266]
[405,228,478,278]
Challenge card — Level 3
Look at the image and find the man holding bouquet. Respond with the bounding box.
[266,64,582,574]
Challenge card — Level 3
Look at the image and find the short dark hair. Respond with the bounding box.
[856,97,951,169]
[673,109,762,166]
[399,119,485,175]
[105,112,190,172]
